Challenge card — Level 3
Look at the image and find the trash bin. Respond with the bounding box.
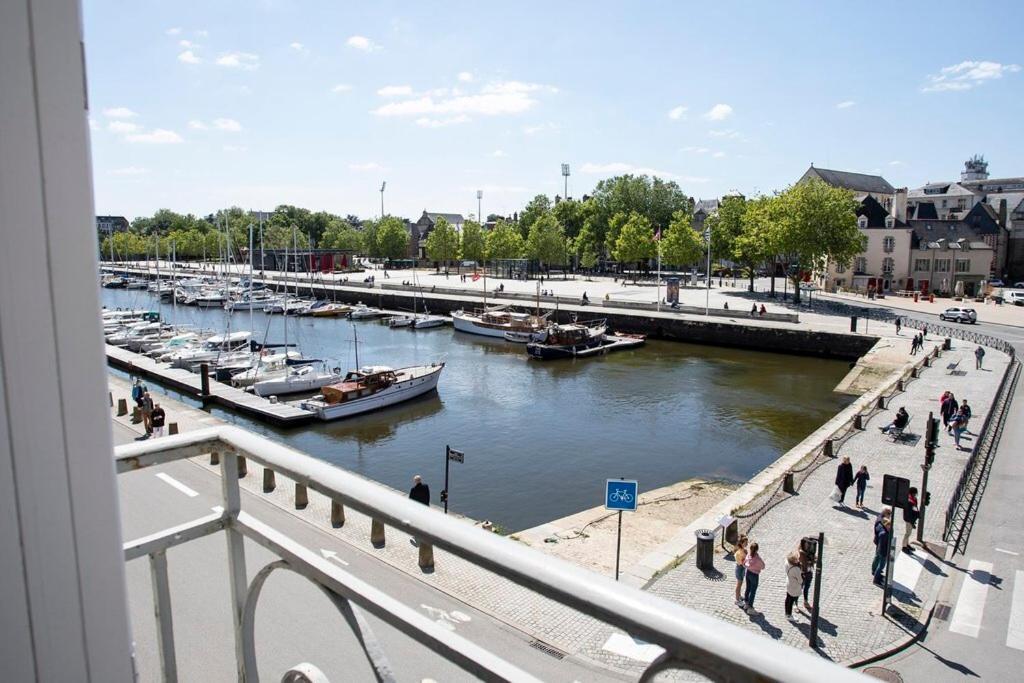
[943,337,952,350]
[850,315,857,333]
[914,292,919,303]
[695,529,715,570]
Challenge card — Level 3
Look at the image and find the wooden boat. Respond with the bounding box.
[301,363,445,421]
[526,320,607,360]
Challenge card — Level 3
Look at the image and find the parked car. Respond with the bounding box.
[1014,282,1024,289]
[939,307,978,324]
[989,279,1005,288]
[1005,291,1024,306]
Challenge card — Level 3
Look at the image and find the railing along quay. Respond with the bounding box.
[115,427,866,682]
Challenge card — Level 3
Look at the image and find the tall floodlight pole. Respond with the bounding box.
[704,226,712,315]
[380,181,387,218]
[561,163,570,201]
[477,189,483,224]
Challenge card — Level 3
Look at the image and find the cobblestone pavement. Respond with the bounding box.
[646,340,1011,664]
[109,338,1011,674]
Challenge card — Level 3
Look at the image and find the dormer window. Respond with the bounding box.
[857,216,868,229]
[885,216,895,229]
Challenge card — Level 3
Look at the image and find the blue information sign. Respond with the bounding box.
[605,479,638,512]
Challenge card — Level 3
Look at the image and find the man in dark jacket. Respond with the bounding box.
[873,514,891,586]
[409,475,430,506]
[902,487,920,553]
[835,456,854,506]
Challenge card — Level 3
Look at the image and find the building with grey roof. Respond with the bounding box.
[798,164,897,207]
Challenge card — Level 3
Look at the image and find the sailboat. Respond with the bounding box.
[300,325,445,421]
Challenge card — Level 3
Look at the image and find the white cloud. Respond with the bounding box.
[110,166,148,176]
[125,129,183,144]
[165,27,181,36]
[179,39,195,48]
[188,120,207,130]
[581,162,709,183]
[377,85,413,97]
[703,103,733,121]
[708,129,740,139]
[523,122,558,135]
[681,146,710,154]
[88,117,99,131]
[346,35,379,52]
[349,162,385,171]
[457,71,474,83]
[836,100,856,109]
[107,121,140,134]
[415,115,471,128]
[289,42,308,54]
[492,149,506,157]
[215,52,260,70]
[373,80,555,119]
[889,160,905,166]
[712,151,726,158]
[668,105,688,120]
[213,118,242,132]
[103,107,137,119]
[331,84,353,93]
[178,50,201,64]
[223,145,248,153]
[922,60,1021,93]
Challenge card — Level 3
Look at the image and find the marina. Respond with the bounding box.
[102,285,854,529]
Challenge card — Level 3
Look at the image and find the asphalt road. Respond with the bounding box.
[114,422,623,682]
[858,341,1024,681]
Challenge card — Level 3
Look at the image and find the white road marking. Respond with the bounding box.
[319,549,350,566]
[419,604,471,631]
[155,472,198,498]
[211,505,224,514]
[1008,571,1024,651]
[892,551,925,595]
[996,548,1020,556]
[949,560,993,638]
[601,633,665,663]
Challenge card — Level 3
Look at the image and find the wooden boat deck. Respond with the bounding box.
[105,345,314,427]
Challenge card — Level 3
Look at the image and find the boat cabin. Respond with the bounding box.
[321,365,399,404]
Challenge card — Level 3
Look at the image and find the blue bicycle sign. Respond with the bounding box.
[605,479,638,512]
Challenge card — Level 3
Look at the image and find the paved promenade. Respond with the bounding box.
[110,329,1012,675]
[647,339,1011,664]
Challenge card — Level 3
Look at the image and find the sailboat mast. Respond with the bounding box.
[155,235,161,320]
[353,324,360,369]
[248,224,254,337]
[171,240,178,327]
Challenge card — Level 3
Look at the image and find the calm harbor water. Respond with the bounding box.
[103,288,854,530]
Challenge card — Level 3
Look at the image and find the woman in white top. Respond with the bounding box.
[784,551,803,621]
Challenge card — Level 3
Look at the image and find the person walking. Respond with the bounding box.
[895,316,901,335]
[131,378,147,407]
[951,406,970,450]
[854,465,870,508]
[150,403,166,438]
[799,547,815,611]
[975,345,985,370]
[733,535,749,607]
[743,543,765,616]
[835,456,854,506]
[785,552,803,621]
[409,475,430,505]
[872,512,892,586]
[910,334,920,356]
[140,391,154,435]
[902,487,919,553]
[941,392,959,431]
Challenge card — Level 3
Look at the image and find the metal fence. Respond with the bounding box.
[115,427,865,682]
[901,318,1016,358]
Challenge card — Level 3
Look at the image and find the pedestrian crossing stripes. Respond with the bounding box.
[949,560,993,639]
[892,552,925,596]
[1008,570,1024,651]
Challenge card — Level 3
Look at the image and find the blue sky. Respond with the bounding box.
[84,1,1024,221]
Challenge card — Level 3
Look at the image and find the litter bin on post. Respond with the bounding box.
[943,337,951,350]
[695,529,714,570]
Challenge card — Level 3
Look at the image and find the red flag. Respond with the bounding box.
[472,272,481,282]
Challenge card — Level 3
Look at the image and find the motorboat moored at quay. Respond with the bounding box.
[300,363,445,421]
[451,307,548,339]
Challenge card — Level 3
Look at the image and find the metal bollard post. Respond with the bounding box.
[210,450,220,466]
[132,406,142,423]
[823,439,834,457]
[853,414,863,430]
[262,468,276,493]
[117,398,128,416]
[237,456,247,478]
[783,471,796,494]
[876,395,885,409]
[200,363,210,396]
[897,379,904,391]
[418,541,434,570]
[331,500,345,528]
[168,423,178,435]
[370,519,386,547]
[295,483,308,509]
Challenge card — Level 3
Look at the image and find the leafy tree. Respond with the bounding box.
[612,212,656,281]
[588,175,691,254]
[606,212,630,256]
[360,219,380,257]
[376,217,411,261]
[518,194,552,239]
[460,220,485,263]
[425,217,460,273]
[526,212,566,272]
[321,221,364,252]
[773,179,861,303]
[485,220,525,260]
[552,198,587,241]
[706,195,746,261]
[580,245,598,271]
[661,211,704,267]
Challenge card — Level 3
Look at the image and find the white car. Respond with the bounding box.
[939,307,977,324]
[1005,291,1024,306]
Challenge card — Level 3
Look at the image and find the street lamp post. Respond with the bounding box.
[704,226,712,315]
[380,181,386,218]
[561,163,570,201]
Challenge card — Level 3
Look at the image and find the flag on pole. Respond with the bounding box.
[472,272,481,282]
[653,228,662,241]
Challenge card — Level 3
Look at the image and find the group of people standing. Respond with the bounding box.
[871,488,920,585]
[131,378,165,439]
[833,456,871,508]
[940,391,972,450]
[733,535,816,622]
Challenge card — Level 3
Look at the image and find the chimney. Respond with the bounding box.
[893,188,907,222]
[999,199,1008,229]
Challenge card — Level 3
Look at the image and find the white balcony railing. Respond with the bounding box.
[116,426,866,682]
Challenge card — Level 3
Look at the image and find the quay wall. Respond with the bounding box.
[105,266,876,360]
